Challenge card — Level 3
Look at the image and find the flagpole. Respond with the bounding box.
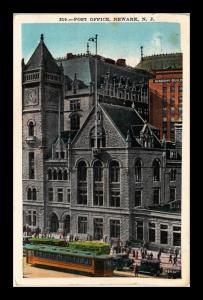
[95,34,98,149]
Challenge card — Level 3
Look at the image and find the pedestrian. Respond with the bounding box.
[132,250,135,258]
[150,252,153,260]
[135,250,139,260]
[134,264,139,277]
[169,254,173,263]
[173,256,177,266]
[157,252,161,261]
[144,249,147,258]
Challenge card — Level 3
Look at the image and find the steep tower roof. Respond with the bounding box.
[25,34,61,74]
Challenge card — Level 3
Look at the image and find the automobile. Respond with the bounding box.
[138,259,163,276]
[112,254,134,271]
[165,268,181,279]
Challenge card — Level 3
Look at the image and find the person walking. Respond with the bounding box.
[173,256,177,266]
[134,264,139,277]
[169,254,173,263]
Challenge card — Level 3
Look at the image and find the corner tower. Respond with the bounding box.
[22,34,64,231]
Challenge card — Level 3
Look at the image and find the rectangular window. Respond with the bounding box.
[28,210,37,227]
[162,86,167,93]
[153,189,160,206]
[134,190,142,207]
[178,86,182,93]
[136,221,143,241]
[78,216,87,234]
[149,222,156,243]
[67,189,71,203]
[110,220,120,238]
[29,152,35,179]
[57,188,63,202]
[160,224,168,244]
[169,188,176,202]
[48,188,53,201]
[110,191,120,207]
[162,107,167,117]
[94,190,103,206]
[170,86,175,93]
[178,96,182,103]
[61,152,65,159]
[70,99,80,111]
[173,226,181,246]
[78,189,87,205]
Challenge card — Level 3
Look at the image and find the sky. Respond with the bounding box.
[22,22,181,67]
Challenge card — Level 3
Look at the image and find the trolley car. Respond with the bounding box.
[24,244,114,276]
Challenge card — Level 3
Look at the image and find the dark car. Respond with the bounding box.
[112,254,134,271]
[138,259,163,276]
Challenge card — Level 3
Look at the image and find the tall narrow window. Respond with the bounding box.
[78,161,87,182]
[135,159,142,182]
[27,188,32,200]
[58,169,62,180]
[53,169,57,180]
[48,169,52,180]
[152,159,160,181]
[134,190,142,207]
[109,161,120,183]
[173,226,181,246]
[110,220,120,238]
[110,191,120,207]
[160,224,168,244]
[153,189,160,206]
[33,188,37,200]
[29,152,35,179]
[28,121,34,136]
[70,113,80,131]
[170,169,176,181]
[136,221,143,241]
[169,187,176,202]
[78,189,87,205]
[94,191,103,206]
[78,216,87,234]
[63,169,68,180]
[93,161,103,182]
[149,222,156,243]
[28,210,37,227]
[48,188,53,201]
[67,189,71,203]
[57,188,63,202]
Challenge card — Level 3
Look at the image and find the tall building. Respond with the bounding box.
[56,53,151,132]
[22,35,181,251]
[136,53,182,141]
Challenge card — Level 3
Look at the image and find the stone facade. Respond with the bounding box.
[22,36,181,252]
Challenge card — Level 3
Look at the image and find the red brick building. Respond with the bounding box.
[136,53,182,141]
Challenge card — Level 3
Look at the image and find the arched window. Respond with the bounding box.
[109,161,120,183]
[63,169,68,180]
[170,169,176,181]
[90,126,106,148]
[58,169,62,180]
[27,188,32,200]
[78,161,87,182]
[48,169,52,180]
[28,121,34,136]
[135,159,142,182]
[93,160,103,182]
[70,113,80,131]
[153,159,161,182]
[53,169,57,180]
[33,188,37,200]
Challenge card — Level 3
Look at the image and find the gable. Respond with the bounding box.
[72,106,126,149]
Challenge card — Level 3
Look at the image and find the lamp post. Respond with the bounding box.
[88,34,98,149]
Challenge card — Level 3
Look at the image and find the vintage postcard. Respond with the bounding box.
[13,13,190,287]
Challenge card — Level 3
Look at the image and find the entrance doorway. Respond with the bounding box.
[50,213,59,233]
[93,218,103,240]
